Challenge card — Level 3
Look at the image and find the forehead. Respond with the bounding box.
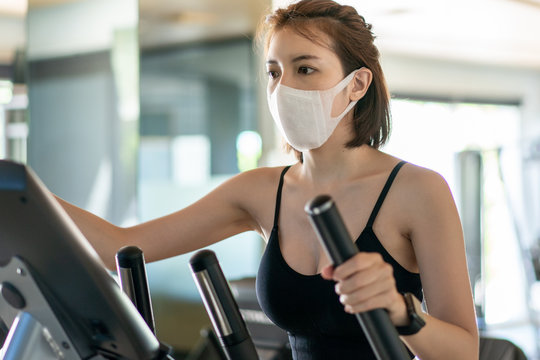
[266,26,337,62]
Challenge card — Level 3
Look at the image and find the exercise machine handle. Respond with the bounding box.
[116,246,156,334]
[190,250,258,360]
[305,194,410,360]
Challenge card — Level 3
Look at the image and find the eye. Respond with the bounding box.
[298,66,315,75]
[267,70,280,79]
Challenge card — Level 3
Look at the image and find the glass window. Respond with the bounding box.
[383,98,533,354]
[139,39,263,301]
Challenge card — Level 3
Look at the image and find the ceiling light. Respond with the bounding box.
[0,0,27,17]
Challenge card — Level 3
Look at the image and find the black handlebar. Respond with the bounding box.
[305,194,410,360]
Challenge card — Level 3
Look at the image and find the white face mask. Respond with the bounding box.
[267,70,359,151]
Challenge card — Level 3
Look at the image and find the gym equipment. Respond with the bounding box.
[189,250,258,360]
[116,246,156,334]
[305,194,410,360]
[0,159,170,359]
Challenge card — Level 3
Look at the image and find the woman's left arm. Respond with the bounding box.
[400,169,479,359]
[323,169,479,359]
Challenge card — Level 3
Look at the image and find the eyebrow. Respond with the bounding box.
[266,54,322,65]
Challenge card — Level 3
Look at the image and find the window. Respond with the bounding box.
[138,39,262,301]
[383,97,533,354]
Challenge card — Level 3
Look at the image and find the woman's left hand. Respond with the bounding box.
[320,252,408,326]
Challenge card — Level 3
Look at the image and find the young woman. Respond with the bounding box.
[57,0,478,358]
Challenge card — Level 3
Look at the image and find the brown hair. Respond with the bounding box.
[258,0,391,161]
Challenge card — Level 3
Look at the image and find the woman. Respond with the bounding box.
[57,0,479,358]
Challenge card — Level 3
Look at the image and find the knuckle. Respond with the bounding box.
[364,298,378,311]
[384,295,394,308]
[372,252,384,262]
[351,255,364,267]
[382,262,393,276]
[351,274,364,287]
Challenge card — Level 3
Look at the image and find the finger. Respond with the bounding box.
[342,289,401,315]
[332,252,384,281]
[338,271,396,307]
[320,264,335,280]
[349,290,404,315]
[335,260,393,295]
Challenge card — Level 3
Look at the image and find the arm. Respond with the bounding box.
[322,168,478,359]
[401,169,478,359]
[56,170,261,269]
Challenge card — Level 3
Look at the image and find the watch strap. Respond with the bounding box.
[396,292,426,336]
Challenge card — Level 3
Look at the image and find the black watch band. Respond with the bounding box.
[396,292,426,336]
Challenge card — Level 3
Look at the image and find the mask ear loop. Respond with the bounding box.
[328,69,363,122]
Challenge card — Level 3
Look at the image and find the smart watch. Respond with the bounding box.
[396,292,426,336]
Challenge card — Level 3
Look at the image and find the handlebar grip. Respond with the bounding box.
[306,195,410,360]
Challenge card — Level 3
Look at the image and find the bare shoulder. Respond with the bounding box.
[208,165,291,207]
[394,162,457,220]
[395,162,461,238]
[219,165,293,234]
[225,165,291,192]
[398,162,453,201]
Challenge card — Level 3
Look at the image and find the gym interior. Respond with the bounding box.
[1,0,540,359]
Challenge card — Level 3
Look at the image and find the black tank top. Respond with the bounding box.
[256,161,421,359]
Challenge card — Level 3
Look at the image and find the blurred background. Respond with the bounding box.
[1,0,540,358]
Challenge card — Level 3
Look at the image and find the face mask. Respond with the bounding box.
[267,70,359,151]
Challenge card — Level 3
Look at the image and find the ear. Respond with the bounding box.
[349,67,372,101]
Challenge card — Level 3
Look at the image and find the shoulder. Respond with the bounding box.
[398,162,452,197]
[219,165,294,211]
[193,165,294,236]
[198,165,293,207]
[396,162,461,234]
[228,165,295,235]
[389,161,456,217]
[368,150,450,198]
[227,165,293,189]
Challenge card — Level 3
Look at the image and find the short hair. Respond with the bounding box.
[258,0,391,161]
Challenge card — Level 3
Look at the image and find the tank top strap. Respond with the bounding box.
[273,165,292,229]
[366,161,407,228]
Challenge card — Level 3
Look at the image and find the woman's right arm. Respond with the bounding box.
[55,169,264,269]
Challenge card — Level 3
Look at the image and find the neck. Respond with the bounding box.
[292,115,386,185]
[299,143,375,185]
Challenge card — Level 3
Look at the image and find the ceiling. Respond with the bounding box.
[138,0,270,50]
[0,0,539,70]
[343,0,540,69]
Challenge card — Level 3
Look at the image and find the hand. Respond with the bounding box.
[320,252,408,326]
